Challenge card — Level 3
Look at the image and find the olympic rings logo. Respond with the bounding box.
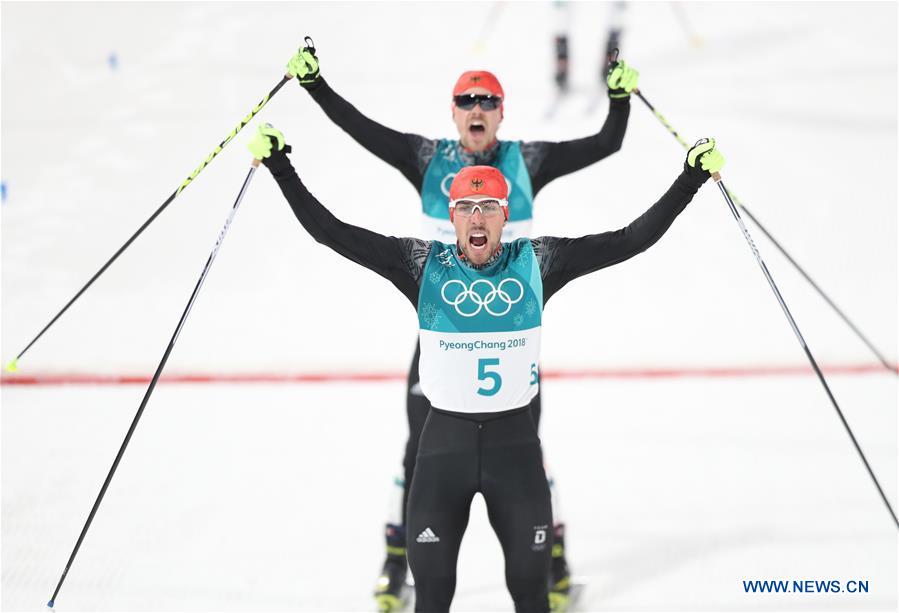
[441,278,524,317]
[440,173,457,197]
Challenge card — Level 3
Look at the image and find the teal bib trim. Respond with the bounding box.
[419,239,543,334]
[420,140,535,222]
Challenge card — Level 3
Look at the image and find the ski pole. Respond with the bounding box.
[6,67,298,373]
[737,205,897,374]
[634,89,896,375]
[707,159,898,531]
[669,2,703,48]
[471,1,506,54]
[47,159,261,609]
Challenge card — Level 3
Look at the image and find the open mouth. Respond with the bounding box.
[469,120,486,136]
[469,232,488,249]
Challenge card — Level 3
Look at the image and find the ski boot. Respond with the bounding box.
[374,524,411,613]
[548,524,577,612]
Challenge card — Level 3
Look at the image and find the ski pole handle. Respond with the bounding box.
[284,36,317,80]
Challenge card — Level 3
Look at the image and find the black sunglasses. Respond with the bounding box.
[453,94,502,111]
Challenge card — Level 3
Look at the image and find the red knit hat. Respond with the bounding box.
[452,70,504,98]
[449,166,509,221]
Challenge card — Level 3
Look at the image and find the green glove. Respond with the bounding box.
[607,60,639,99]
[686,138,725,177]
[287,38,320,87]
[248,123,289,160]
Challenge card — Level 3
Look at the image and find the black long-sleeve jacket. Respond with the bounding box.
[261,148,708,308]
[303,79,631,198]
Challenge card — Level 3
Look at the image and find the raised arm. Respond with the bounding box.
[249,125,429,305]
[288,45,434,191]
[537,139,725,303]
[524,60,639,195]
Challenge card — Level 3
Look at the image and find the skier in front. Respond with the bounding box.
[248,123,724,613]
[284,42,639,610]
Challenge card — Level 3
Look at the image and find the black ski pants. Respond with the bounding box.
[402,340,542,524]
[406,406,553,613]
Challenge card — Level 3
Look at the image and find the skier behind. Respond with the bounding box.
[247,123,724,613]
[283,42,639,610]
[552,1,627,95]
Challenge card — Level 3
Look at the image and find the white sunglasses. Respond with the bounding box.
[449,196,509,218]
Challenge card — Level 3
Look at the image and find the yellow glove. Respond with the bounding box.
[247,123,288,160]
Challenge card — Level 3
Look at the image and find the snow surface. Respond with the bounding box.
[1,1,896,611]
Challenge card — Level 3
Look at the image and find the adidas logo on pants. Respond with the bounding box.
[416,527,440,543]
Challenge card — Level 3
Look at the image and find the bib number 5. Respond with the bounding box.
[477,358,502,397]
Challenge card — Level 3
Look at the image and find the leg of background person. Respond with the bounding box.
[553,2,571,92]
[375,340,431,607]
[403,339,431,524]
[553,1,572,92]
[529,388,571,593]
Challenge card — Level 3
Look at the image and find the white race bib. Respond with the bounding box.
[418,327,540,412]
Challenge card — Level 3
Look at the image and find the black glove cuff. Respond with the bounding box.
[262,147,293,173]
[299,74,322,91]
[682,162,711,184]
